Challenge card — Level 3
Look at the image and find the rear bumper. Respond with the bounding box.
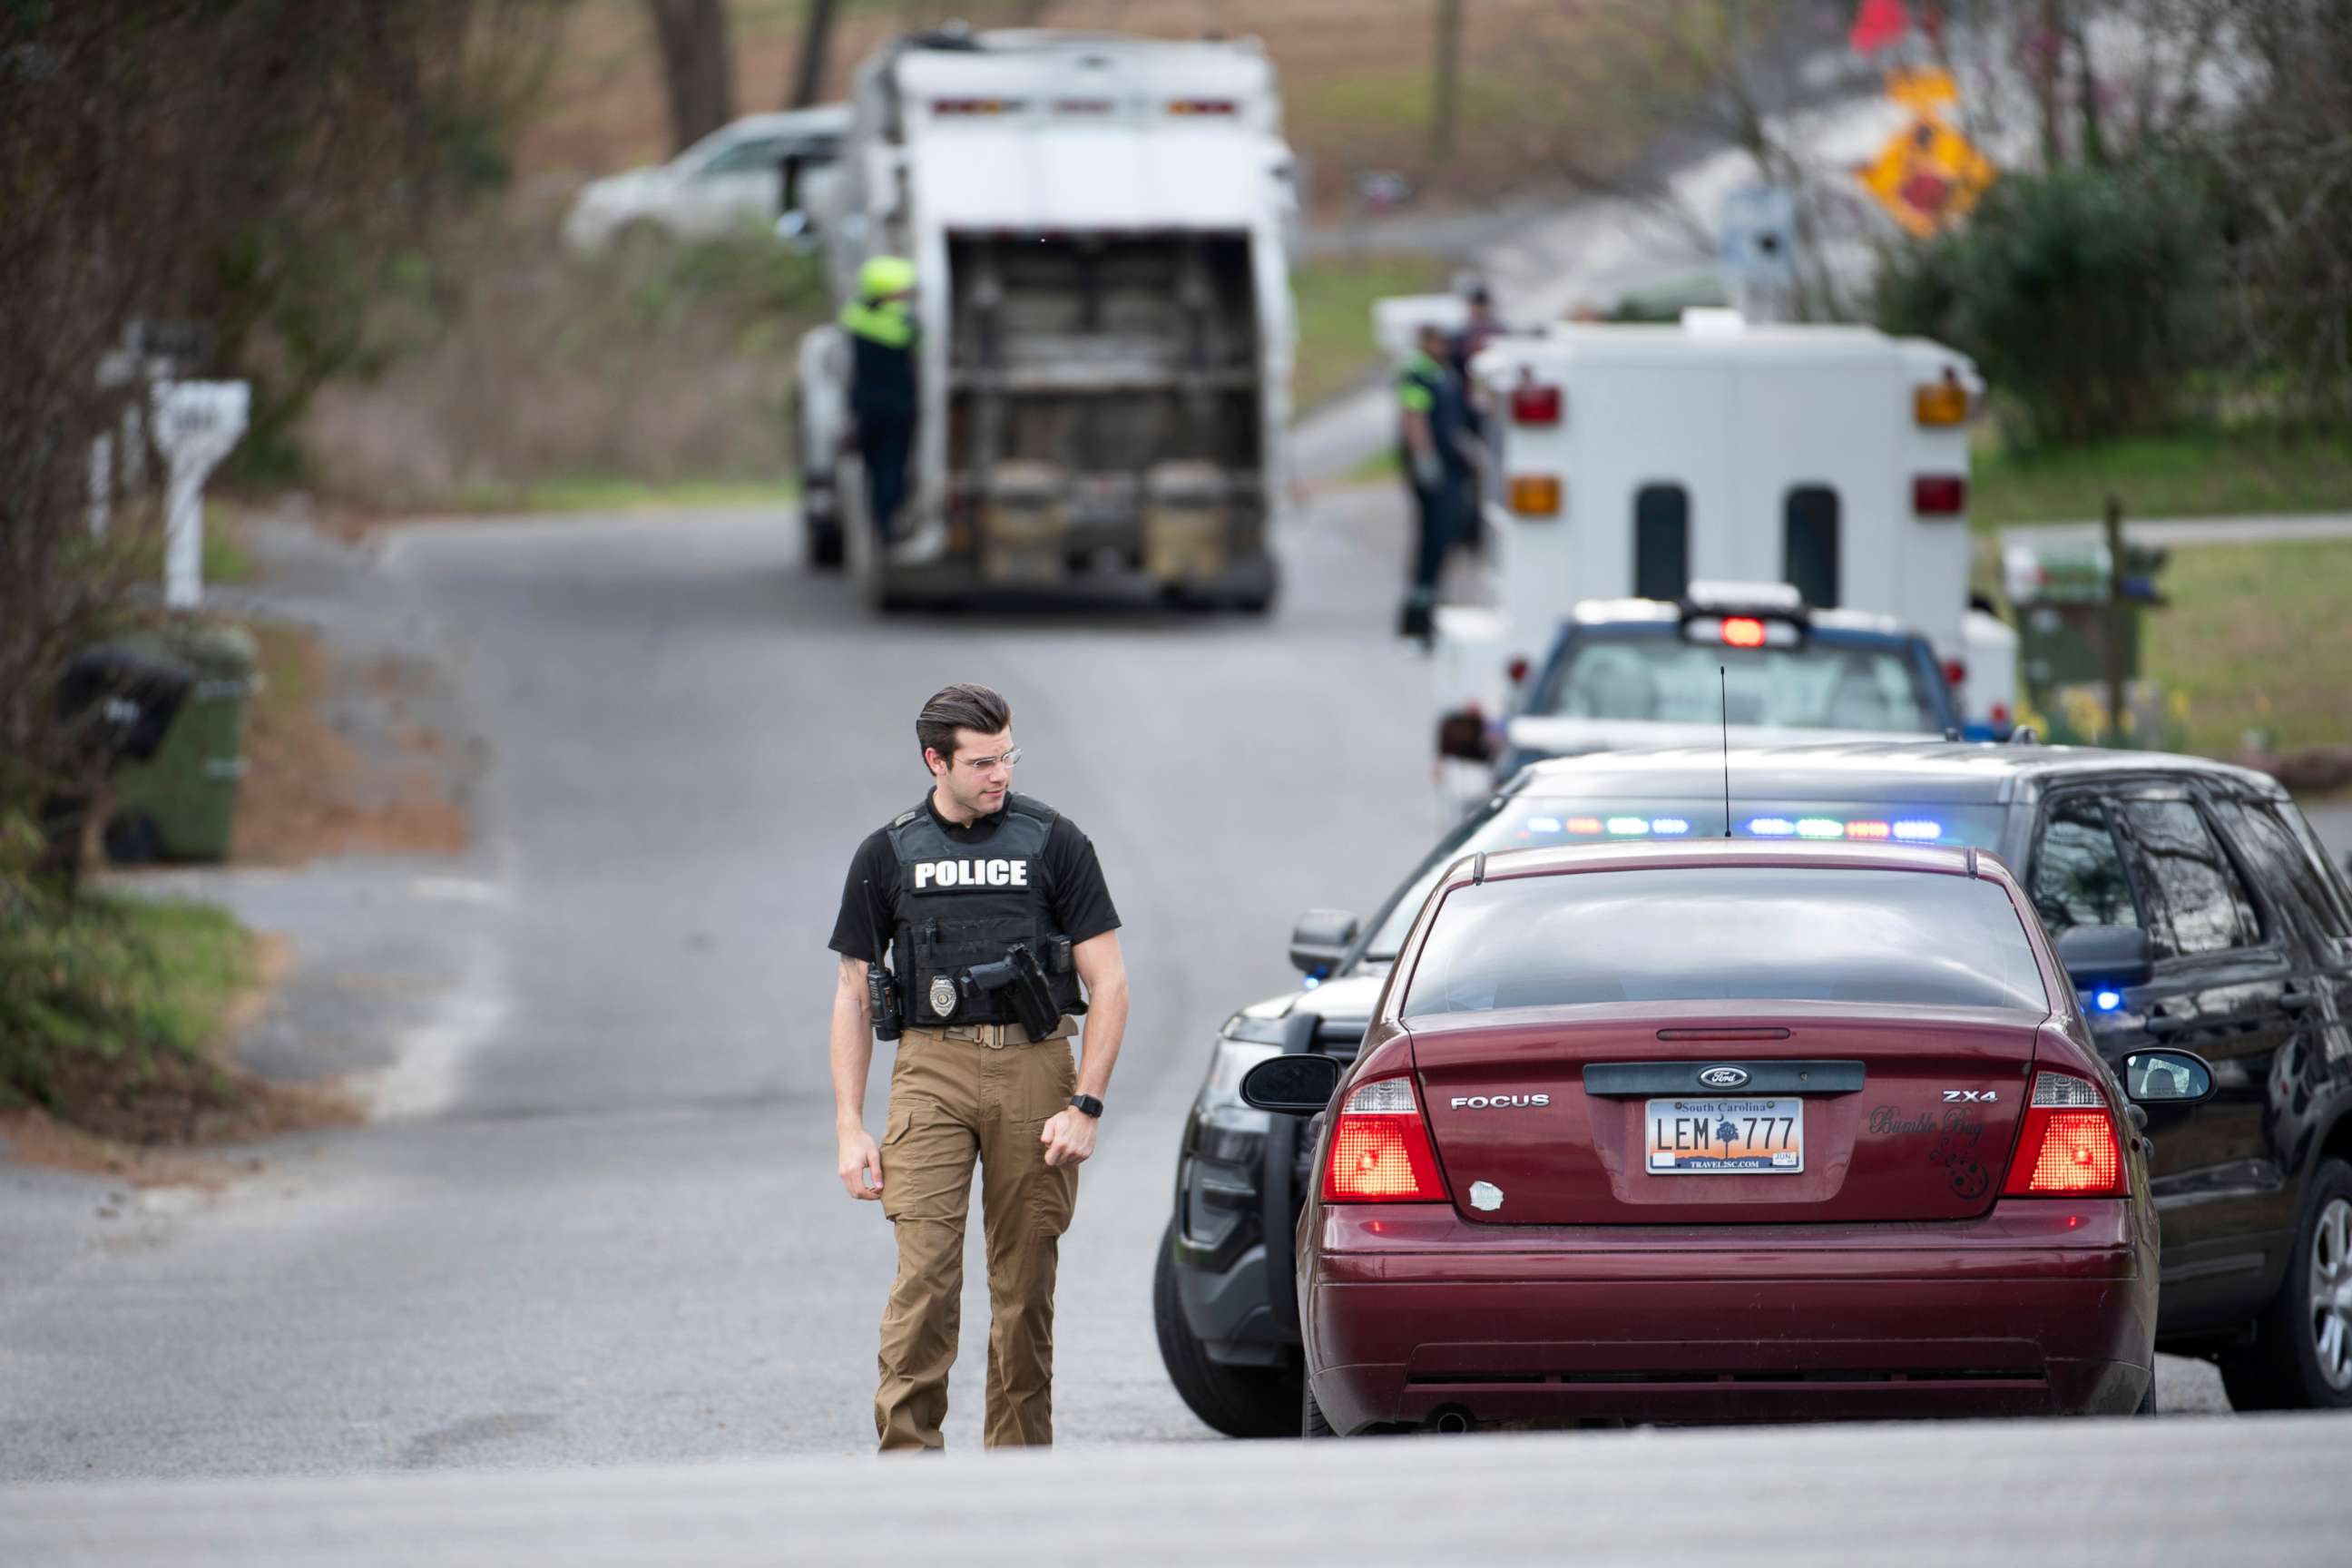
[1306,1200,2156,1432]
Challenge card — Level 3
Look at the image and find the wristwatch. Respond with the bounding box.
[1068,1093,1103,1119]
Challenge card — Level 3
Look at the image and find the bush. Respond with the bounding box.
[1877,160,2225,447]
[298,217,831,507]
[0,813,255,1134]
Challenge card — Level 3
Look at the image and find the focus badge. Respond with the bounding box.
[928,975,957,1018]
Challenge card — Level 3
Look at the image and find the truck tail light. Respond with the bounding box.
[1914,475,1967,515]
[1169,99,1238,115]
[1508,475,1561,517]
[1509,382,1563,426]
[2002,1073,2126,1197]
[932,98,1019,115]
[1915,380,1970,426]
[1323,1076,1449,1203]
[1943,659,1967,689]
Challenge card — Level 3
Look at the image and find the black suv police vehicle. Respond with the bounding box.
[1156,740,2352,1434]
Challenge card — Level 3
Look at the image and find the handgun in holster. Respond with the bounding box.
[965,943,1061,1043]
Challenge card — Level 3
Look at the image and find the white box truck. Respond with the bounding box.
[1414,309,2015,792]
[791,28,1298,610]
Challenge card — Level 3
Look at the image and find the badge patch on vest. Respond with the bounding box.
[927,975,958,1018]
[911,858,1031,891]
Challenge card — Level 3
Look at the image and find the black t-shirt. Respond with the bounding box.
[828,796,1122,965]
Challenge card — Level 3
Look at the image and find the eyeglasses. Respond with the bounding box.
[960,746,1023,772]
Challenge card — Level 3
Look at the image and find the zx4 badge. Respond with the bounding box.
[1942,1090,1998,1103]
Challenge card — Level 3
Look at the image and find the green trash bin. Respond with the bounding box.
[104,623,260,864]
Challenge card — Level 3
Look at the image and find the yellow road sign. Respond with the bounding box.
[1858,113,1995,238]
[1886,66,1958,113]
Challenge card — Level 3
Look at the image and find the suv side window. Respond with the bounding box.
[2280,805,2352,944]
[2030,795,2141,936]
[2213,796,2347,950]
[2118,799,2262,958]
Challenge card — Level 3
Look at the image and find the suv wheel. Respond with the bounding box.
[2220,1156,2352,1410]
[1302,1377,1335,1438]
[1152,1221,1301,1438]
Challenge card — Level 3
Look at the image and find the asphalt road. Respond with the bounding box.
[8,1412,2347,1567]
[0,488,1438,1478]
[4,481,2336,1492]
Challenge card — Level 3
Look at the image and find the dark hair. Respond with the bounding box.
[916,682,1012,765]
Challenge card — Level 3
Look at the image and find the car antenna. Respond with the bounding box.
[1719,664,1733,838]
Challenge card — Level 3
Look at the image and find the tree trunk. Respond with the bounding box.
[787,0,838,110]
[1430,0,1464,162]
[647,0,736,154]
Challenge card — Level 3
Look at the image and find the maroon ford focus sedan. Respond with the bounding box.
[1240,838,2218,1436]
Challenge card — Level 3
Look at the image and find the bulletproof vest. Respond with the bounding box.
[887,794,1085,1028]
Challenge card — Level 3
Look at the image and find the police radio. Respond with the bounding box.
[867,892,903,1043]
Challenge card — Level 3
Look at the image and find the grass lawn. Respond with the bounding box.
[1,887,257,1126]
[1974,430,2352,526]
[2145,536,2352,757]
[446,475,795,514]
[1291,253,1447,414]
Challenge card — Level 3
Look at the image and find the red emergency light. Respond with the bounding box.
[1509,382,1563,426]
[1914,475,1968,515]
[1721,616,1769,648]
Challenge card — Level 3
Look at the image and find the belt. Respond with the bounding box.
[919,1016,1076,1050]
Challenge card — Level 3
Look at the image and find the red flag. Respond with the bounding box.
[1849,0,1910,54]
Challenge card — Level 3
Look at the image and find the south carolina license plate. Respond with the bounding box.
[1645,1096,1804,1174]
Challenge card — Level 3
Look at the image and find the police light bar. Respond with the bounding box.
[1739,816,1947,841]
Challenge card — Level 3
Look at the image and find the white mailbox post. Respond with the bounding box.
[150,381,250,609]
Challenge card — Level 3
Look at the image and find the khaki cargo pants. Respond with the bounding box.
[875,1017,1079,1452]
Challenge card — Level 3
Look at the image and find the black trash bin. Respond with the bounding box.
[40,643,196,876]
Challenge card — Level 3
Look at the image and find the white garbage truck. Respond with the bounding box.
[789,28,1298,610]
[1403,308,2018,803]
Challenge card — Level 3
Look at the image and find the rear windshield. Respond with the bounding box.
[1531,632,1940,733]
[1361,799,2009,961]
[1403,867,2048,1015]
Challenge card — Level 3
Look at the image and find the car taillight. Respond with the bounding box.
[1509,382,1563,425]
[1323,1075,1449,1203]
[1914,474,1968,515]
[2003,1073,2126,1197]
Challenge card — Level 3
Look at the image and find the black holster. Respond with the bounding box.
[965,944,1062,1043]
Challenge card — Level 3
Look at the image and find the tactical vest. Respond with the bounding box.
[887,794,1085,1028]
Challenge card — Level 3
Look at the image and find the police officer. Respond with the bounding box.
[1396,322,1474,641]
[841,255,919,540]
[828,682,1128,1452]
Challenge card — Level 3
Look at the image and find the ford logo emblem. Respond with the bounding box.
[1698,1065,1750,1089]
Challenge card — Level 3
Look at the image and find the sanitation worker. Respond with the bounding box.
[828,682,1129,1451]
[1397,322,1474,641]
[842,254,919,540]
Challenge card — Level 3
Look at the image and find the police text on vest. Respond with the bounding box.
[914,858,1030,890]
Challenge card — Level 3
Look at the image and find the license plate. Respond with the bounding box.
[1645,1097,1804,1174]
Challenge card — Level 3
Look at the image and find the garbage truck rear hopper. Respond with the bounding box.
[796,30,1298,611]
